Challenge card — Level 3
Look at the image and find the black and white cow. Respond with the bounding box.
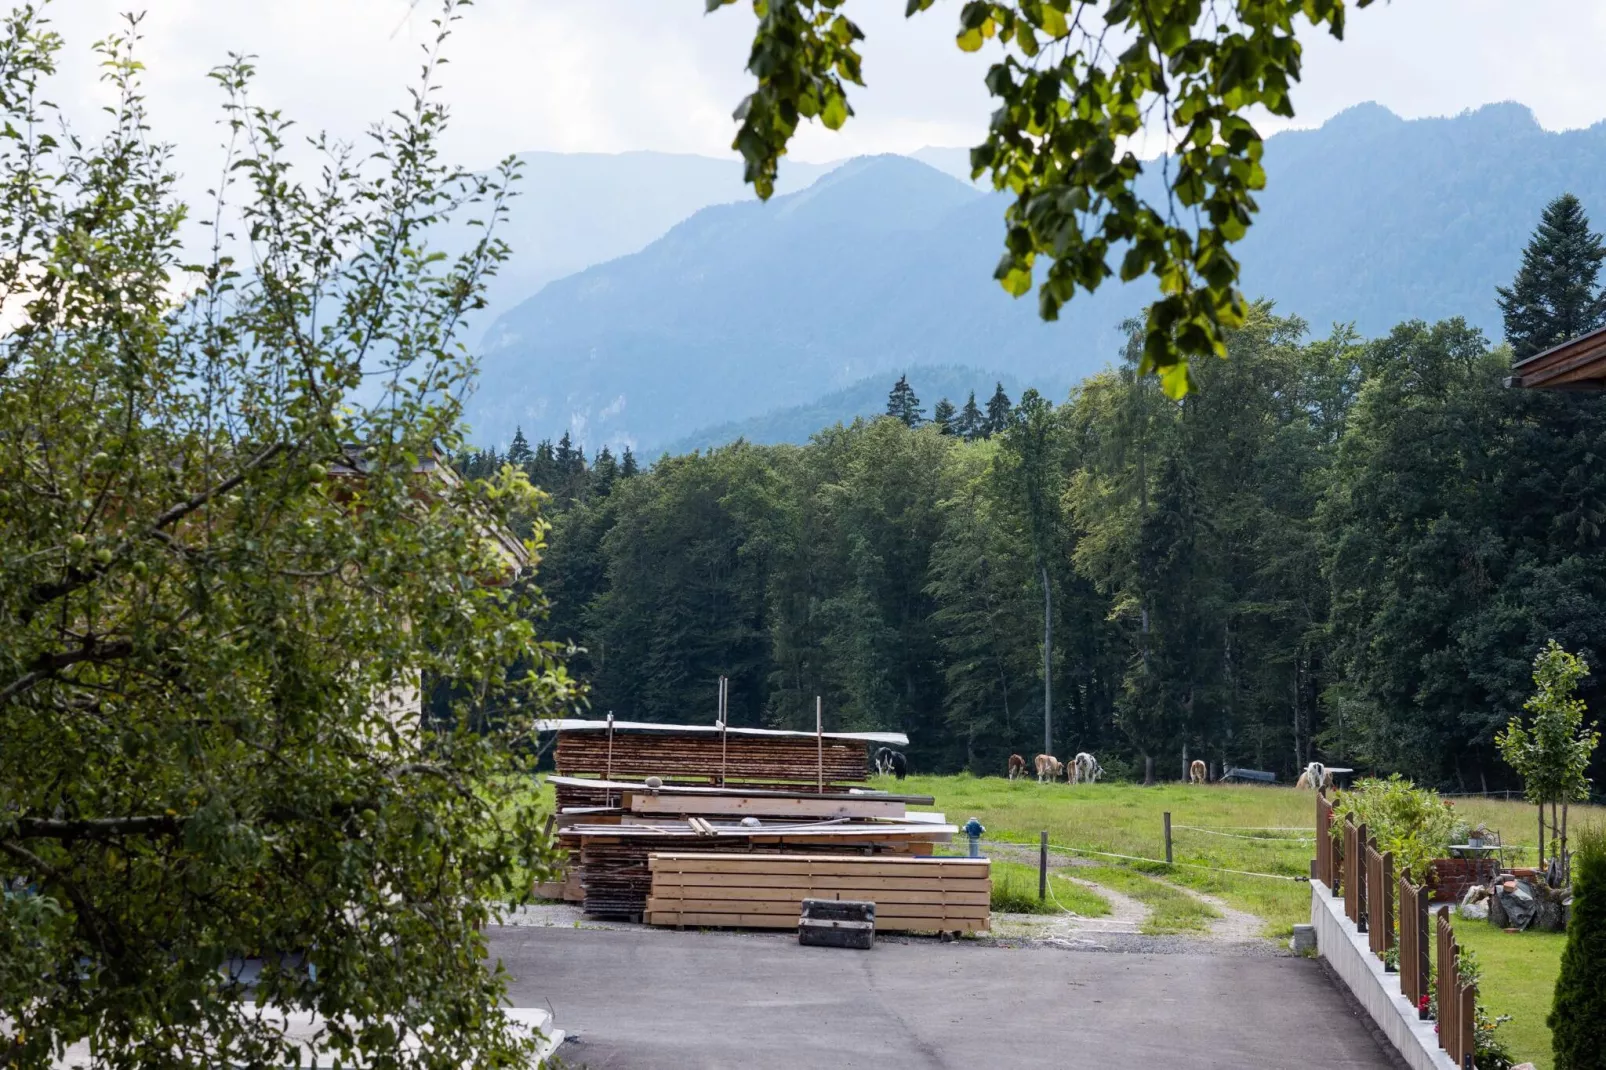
[873,747,908,779]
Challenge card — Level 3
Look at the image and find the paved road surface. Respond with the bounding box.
[490,927,1401,1070]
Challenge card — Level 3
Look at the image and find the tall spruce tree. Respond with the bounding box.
[620,446,639,478]
[1497,193,1606,359]
[506,426,533,468]
[886,374,925,427]
[984,382,1014,437]
[957,391,984,441]
[932,397,957,434]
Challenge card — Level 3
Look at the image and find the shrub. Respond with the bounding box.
[1550,823,1606,1070]
[1329,775,1457,884]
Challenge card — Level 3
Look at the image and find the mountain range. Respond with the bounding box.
[461,102,1606,454]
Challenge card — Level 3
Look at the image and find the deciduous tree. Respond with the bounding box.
[0,7,571,1065]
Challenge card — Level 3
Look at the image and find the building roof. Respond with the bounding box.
[537,718,909,746]
[1505,324,1606,390]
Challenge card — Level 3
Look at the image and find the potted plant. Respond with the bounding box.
[1469,822,1490,850]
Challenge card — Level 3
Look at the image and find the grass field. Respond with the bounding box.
[902,772,1578,938]
[1448,918,1567,1070]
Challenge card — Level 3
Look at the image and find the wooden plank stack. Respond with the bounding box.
[551,774,956,918]
[551,720,896,810]
[646,854,990,933]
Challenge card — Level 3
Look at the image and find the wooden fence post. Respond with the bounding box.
[1415,883,1430,1018]
[1163,811,1173,864]
[1039,831,1048,902]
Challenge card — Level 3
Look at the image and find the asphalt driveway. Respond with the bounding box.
[490,926,1401,1070]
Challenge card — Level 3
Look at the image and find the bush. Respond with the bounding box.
[1550,823,1606,1070]
[1330,775,1457,884]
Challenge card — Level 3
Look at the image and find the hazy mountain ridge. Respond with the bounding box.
[466,102,1606,453]
[657,365,1045,456]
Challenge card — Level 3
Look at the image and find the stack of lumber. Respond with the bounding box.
[551,775,951,917]
[546,719,908,810]
[646,854,990,933]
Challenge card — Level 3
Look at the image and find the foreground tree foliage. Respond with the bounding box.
[712,0,1376,395]
[1,5,571,1066]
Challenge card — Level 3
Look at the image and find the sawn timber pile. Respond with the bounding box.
[551,772,952,919]
[646,854,990,933]
[554,732,867,800]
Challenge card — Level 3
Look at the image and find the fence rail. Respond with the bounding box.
[1398,870,1430,1016]
[1364,836,1394,961]
[1315,792,1337,888]
[1342,817,1368,929]
[1313,798,1475,1065]
[1436,906,1477,1067]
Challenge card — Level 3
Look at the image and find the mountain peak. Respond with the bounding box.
[1320,101,1403,133]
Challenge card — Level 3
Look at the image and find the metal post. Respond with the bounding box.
[815,696,823,794]
[1163,811,1173,864]
[1039,831,1048,901]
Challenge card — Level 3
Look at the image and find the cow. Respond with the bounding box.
[1033,753,1064,783]
[874,747,908,779]
[1007,754,1027,781]
[1189,759,1207,784]
[1069,752,1103,785]
[1295,761,1332,791]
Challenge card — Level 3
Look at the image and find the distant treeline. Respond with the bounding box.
[454,304,1606,789]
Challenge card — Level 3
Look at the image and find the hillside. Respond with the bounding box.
[656,365,1040,456]
[468,103,1606,452]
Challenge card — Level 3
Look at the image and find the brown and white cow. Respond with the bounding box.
[1189,759,1207,784]
[1034,753,1064,783]
[1007,754,1027,781]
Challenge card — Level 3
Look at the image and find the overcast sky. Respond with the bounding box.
[48,1,1606,195]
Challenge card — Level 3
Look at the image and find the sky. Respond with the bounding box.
[48,0,1606,192]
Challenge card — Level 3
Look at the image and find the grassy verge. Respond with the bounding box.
[1448,918,1564,1070]
[989,860,1111,916]
[1079,865,1219,934]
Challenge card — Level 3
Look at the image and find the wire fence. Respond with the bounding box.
[973,837,1311,883]
[1171,824,1315,842]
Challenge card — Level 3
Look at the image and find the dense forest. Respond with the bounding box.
[458,201,1606,792]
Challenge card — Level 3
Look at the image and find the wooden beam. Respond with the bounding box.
[626,795,906,820]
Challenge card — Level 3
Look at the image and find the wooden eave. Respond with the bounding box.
[1505,324,1606,390]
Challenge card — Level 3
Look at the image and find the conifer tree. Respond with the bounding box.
[1550,824,1606,1070]
[956,391,984,441]
[1498,193,1606,359]
[886,374,925,427]
[505,426,533,468]
[593,446,618,496]
[984,382,1014,437]
[620,447,639,478]
[932,398,957,434]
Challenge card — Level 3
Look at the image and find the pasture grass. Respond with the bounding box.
[902,772,1585,940]
[989,860,1111,916]
[1448,919,1565,1070]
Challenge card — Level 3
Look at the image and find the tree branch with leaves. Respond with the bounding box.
[710,0,1375,396]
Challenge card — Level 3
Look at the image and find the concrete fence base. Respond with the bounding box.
[1310,880,1458,1070]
